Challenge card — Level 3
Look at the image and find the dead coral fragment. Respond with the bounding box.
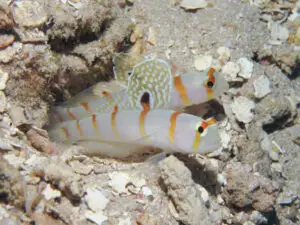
[13,1,48,27]
[0,34,15,48]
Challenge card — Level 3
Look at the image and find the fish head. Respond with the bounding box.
[205,68,229,99]
[174,116,221,154]
[181,68,229,104]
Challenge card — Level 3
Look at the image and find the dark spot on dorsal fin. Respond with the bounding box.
[140,92,150,110]
[127,70,132,76]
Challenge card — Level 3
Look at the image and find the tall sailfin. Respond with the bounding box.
[127,59,173,110]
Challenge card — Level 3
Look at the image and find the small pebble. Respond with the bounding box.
[231,96,255,123]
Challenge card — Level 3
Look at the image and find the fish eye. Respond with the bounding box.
[197,126,204,134]
[206,80,214,88]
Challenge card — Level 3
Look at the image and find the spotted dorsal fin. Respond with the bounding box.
[127,59,173,110]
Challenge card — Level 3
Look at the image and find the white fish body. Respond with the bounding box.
[50,89,130,124]
[48,109,221,158]
[49,58,229,125]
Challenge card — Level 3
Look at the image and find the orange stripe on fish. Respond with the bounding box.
[174,76,191,105]
[102,91,115,107]
[80,102,92,113]
[61,127,70,142]
[67,108,77,120]
[92,114,100,136]
[140,103,150,138]
[76,121,83,136]
[102,91,112,99]
[205,117,217,126]
[205,68,216,100]
[111,105,119,140]
[192,131,201,151]
[192,121,205,150]
[168,112,182,143]
[55,111,63,122]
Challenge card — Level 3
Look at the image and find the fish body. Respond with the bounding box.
[170,68,229,107]
[48,109,221,157]
[50,89,130,124]
[50,59,228,124]
[127,59,229,110]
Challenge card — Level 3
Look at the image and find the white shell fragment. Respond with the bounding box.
[147,27,156,46]
[42,184,61,201]
[141,186,153,197]
[180,0,208,10]
[217,47,231,62]
[231,96,255,123]
[13,1,48,27]
[108,172,130,194]
[219,129,231,149]
[237,57,253,79]
[85,211,108,225]
[221,61,241,82]
[0,69,8,90]
[194,55,213,71]
[253,75,271,99]
[85,187,109,212]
